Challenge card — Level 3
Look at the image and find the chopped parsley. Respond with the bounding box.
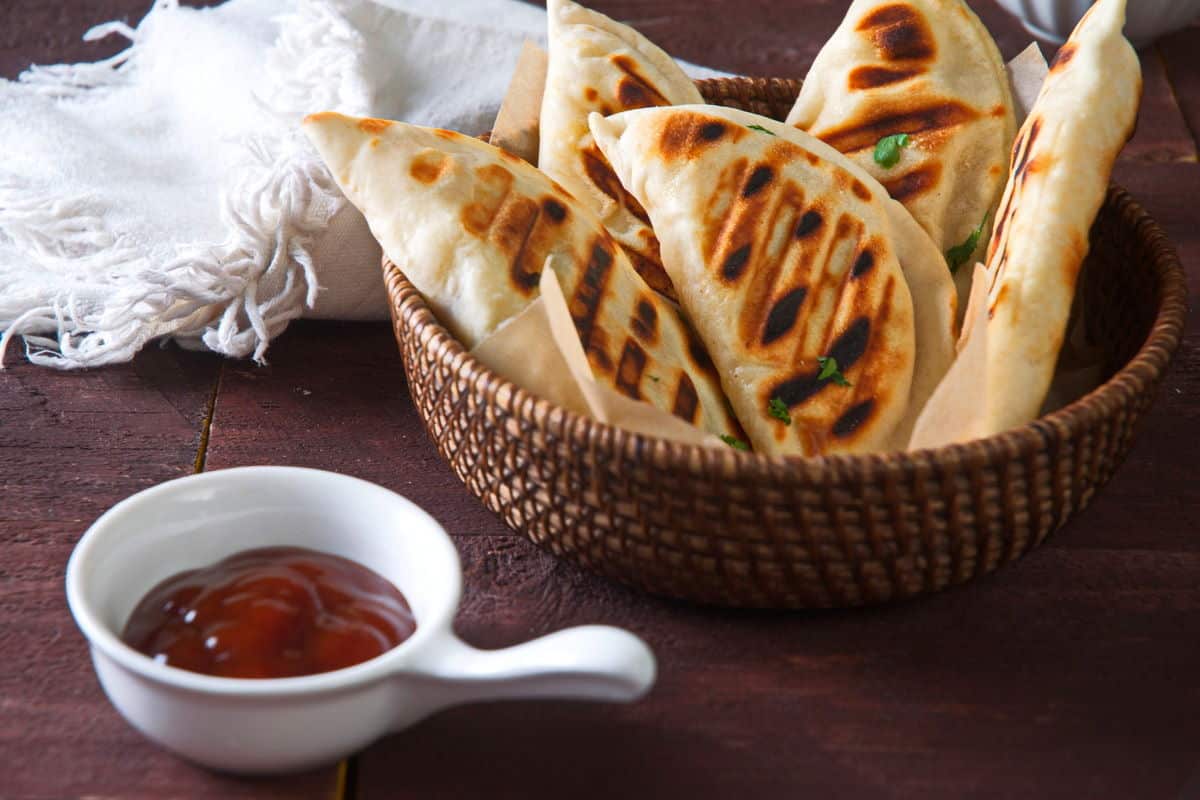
[817,356,852,387]
[873,133,910,168]
[747,124,776,136]
[946,215,989,274]
[768,397,792,425]
[648,375,661,383]
[720,434,751,451]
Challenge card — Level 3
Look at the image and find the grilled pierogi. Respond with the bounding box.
[303,112,741,439]
[539,0,703,299]
[786,0,1016,292]
[912,0,1141,445]
[591,106,962,456]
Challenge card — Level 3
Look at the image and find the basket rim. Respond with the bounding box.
[386,182,1186,484]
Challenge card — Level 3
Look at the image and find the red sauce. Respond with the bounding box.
[121,547,417,679]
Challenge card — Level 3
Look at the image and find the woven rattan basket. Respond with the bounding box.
[385,77,1188,608]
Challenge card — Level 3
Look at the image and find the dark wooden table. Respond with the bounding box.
[3,1,1198,798]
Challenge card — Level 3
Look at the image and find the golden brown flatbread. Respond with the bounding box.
[786,0,1016,302]
[910,0,1141,447]
[539,0,703,299]
[591,106,931,456]
[303,112,742,440]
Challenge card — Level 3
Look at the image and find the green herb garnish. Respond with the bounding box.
[747,124,776,136]
[648,375,661,383]
[946,215,989,274]
[873,133,910,168]
[817,356,852,387]
[768,397,792,425]
[720,434,751,451]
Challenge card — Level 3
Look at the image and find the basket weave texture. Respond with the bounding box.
[385,77,1188,608]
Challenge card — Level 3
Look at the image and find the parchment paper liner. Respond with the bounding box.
[471,265,724,448]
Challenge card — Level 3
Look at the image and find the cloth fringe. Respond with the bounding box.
[0,0,363,369]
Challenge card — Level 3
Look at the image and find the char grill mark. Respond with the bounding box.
[856,4,915,29]
[410,151,452,184]
[617,78,655,110]
[459,165,545,293]
[742,165,774,198]
[770,371,825,409]
[788,212,861,359]
[851,249,875,279]
[631,297,659,343]
[506,203,543,291]
[819,102,978,155]
[671,373,700,423]
[658,114,745,160]
[719,164,807,351]
[721,244,752,282]
[705,154,793,319]
[488,191,542,292]
[626,247,674,299]
[1011,121,1039,176]
[683,319,718,376]
[762,286,808,346]
[828,316,871,371]
[988,120,1039,265]
[357,118,393,134]
[1051,44,1076,72]
[581,147,652,226]
[767,316,871,411]
[795,210,823,238]
[832,399,875,438]
[570,241,617,368]
[611,55,670,109]
[542,197,568,223]
[856,3,936,61]
[848,65,923,90]
[614,339,648,399]
[461,164,513,237]
[703,158,757,256]
[881,162,941,202]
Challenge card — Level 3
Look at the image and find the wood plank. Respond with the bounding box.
[1122,45,1199,163]
[354,536,1200,800]
[202,320,512,538]
[3,2,1197,799]
[0,346,339,798]
[0,2,335,795]
[1157,23,1200,152]
[1075,162,1200,553]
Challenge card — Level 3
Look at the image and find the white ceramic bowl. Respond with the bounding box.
[66,466,656,774]
[994,0,1200,47]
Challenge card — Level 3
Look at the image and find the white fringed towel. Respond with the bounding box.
[0,0,724,369]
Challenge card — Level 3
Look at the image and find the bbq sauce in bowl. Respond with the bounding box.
[121,547,417,679]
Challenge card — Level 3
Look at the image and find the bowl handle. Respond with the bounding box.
[396,626,656,727]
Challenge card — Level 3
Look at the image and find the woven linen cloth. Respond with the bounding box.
[0,0,724,368]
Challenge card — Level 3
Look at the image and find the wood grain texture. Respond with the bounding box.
[354,537,1200,800]
[1,0,1198,798]
[1158,22,1200,156]
[202,321,512,538]
[0,346,336,799]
